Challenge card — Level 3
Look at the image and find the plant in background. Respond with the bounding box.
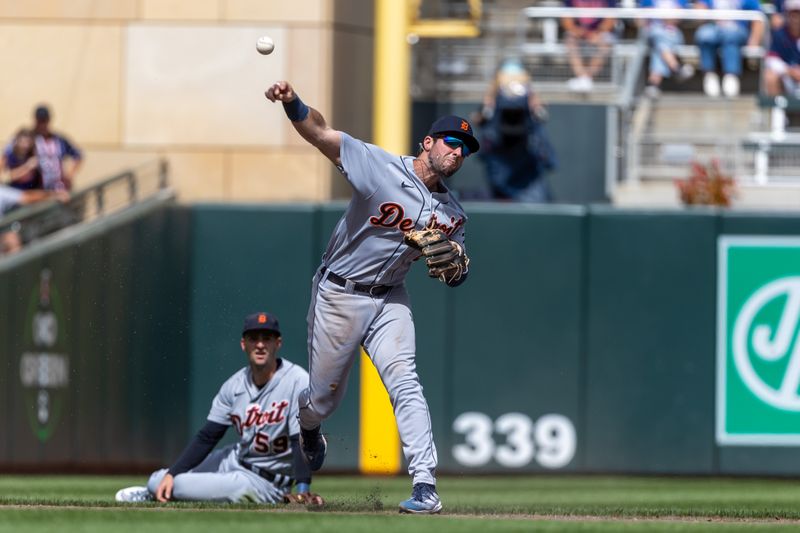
[675,159,737,207]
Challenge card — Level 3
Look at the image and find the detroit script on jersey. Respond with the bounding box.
[369,204,465,237]
[321,132,469,285]
[207,359,307,475]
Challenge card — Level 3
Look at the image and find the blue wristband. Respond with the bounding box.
[296,482,311,493]
[283,97,309,122]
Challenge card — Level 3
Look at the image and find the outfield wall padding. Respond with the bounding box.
[5,203,800,475]
[0,207,192,470]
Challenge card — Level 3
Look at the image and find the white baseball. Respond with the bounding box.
[256,36,274,55]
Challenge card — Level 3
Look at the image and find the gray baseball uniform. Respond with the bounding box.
[299,132,468,486]
[147,359,307,503]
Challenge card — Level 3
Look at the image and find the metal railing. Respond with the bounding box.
[745,131,800,184]
[0,159,170,251]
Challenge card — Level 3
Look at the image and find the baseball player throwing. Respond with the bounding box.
[266,81,478,514]
[115,312,322,505]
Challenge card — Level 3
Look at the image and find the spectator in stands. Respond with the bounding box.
[693,0,764,98]
[1,129,41,190]
[0,185,68,256]
[772,0,786,30]
[562,0,618,93]
[474,59,557,202]
[29,105,82,191]
[764,0,800,97]
[0,227,22,255]
[639,0,696,98]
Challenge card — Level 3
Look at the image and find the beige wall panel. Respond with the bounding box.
[284,27,330,148]
[140,0,220,21]
[165,151,226,202]
[0,24,121,145]
[0,0,137,20]
[330,29,373,198]
[223,0,326,23]
[77,149,226,202]
[125,25,288,147]
[74,148,159,189]
[331,31,372,140]
[228,151,331,202]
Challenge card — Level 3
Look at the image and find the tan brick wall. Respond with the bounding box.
[0,0,138,20]
[0,24,122,145]
[0,0,373,203]
[140,0,218,21]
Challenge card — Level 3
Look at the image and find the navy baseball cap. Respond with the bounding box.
[427,115,480,154]
[242,312,281,336]
[34,105,50,121]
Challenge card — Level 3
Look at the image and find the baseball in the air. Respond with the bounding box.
[256,36,274,55]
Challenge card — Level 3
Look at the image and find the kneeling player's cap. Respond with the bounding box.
[786,0,800,11]
[242,312,281,336]
[427,115,480,154]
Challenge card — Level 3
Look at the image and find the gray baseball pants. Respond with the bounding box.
[299,269,438,486]
[146,444,287,503]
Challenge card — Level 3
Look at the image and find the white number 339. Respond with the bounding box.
[452,412,576,469]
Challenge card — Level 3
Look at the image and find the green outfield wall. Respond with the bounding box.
[0,206,192,470]
[4,203,800,475]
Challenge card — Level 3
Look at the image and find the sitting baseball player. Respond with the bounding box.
[115,312,323,505]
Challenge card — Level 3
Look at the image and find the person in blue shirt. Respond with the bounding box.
[764,0,800,97]
[3,105,83,192]
[772,0,786,29]
[1,129,40,190]
[693,0,765,98]
[639,0,696,98]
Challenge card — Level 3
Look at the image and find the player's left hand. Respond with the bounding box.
[404,228,470,284]
[155,474,174,502]
[283,491,325,506]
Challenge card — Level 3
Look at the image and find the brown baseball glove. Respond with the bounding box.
[283,491,325,506]
[404,228,470,284]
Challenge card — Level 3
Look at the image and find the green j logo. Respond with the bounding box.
[732,277,800,411]
[718,237,800,445]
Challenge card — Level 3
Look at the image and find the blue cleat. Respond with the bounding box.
[300,426,327,471]
[398,483,442,514]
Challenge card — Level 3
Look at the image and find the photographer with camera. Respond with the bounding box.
[473,59,557,202]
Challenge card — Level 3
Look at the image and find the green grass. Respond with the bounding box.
[2,475,800,532]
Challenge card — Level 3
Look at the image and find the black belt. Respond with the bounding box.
[320,267,393,296]
[239,460,294,488]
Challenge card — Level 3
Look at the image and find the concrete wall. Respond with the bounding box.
[0,0,373,202]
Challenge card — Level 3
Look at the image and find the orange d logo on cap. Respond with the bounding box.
[426,115,480,154]
[242,312,281,336]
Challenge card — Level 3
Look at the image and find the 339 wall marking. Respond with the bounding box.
[452,412,576,469]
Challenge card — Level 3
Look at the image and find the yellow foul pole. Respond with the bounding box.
[372,0,411,155]
[358,0,409,475]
